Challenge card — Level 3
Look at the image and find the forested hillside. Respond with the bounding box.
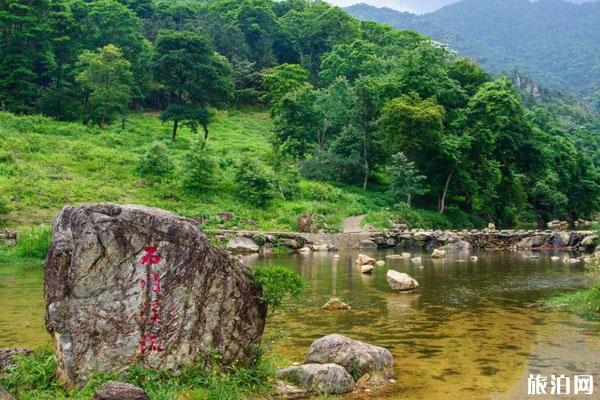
[1,0,599,229]
[346,0,600,102]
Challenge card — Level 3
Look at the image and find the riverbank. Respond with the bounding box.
[213,227,598,254]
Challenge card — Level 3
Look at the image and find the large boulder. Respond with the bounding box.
[386,270,419,292]
[277,363,355,395]
[93,382,148,400]
[305,334,393,382]
[226,236,259,253]
[44,204,267,385]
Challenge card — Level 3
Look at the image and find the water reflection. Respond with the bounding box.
[252,250,600,399]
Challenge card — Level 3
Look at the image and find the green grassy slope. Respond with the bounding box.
[0,110,393,232]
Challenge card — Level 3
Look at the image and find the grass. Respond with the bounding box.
[0,226,51,263]
[0,348,276,400]
[543,282,600,321]
[0,108,484,263]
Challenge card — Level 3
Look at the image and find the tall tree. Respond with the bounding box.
[76,44,133,128]
[388,152,428,207]
[0,0,52,112]
[153,30,233,141]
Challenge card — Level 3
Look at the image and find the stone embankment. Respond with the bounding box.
[214,228,598,254]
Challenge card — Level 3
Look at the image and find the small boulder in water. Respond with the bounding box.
[277,363,355,395]
[410,256,422,264]
[322,298,351,311]
[470,256,478,262]
[386,270,419,292]
[375,260,385,266]
[356,254,376,265]
[431,249,446,258]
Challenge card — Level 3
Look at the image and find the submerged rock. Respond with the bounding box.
[305,334,393,382]
[386,270,419,292]
[226,236,260,253]
[277,363,355,395]
[92,381,148,400]
[322,298,351,311]
[44,204,267,385]
[361,264,374,274]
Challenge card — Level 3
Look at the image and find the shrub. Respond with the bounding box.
[13,226,52,260]
[235,159,274,207]
[182,142,217,192]
[136,142,174,178]
[0,196,10,222]
[251,266,305,310]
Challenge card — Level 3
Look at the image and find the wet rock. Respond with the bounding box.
[92,381,148,400]
[356,254,376,265]
[386,270,419,292]
[431,249,446,258]
[226,236,260,253]
[298,246,312,253]
[44,204,266,385]
[359,239,378,249]
[305,334,393,382]
[375,260,385,266]
[273,380,309,399]
[410,256,422,264]
[549,232,570,247]
[516,235,544,249]
[322,298,351,311]
[0,348,32,371]
[361,265,374,274]
[470,256,478,262]
[312,244,329,252]
[385,238,396,247]
[277,363,355,395]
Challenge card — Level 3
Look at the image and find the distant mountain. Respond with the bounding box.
[345,0,600,95]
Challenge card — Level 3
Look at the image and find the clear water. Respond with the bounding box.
[1,250,599,399]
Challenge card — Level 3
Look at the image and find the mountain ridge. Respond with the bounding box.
[345,0,600,97]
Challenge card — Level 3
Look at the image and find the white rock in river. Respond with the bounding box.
[470,256,478,262]
[356,253,376,265]
[375,260,385,266]
[550,256,560,261]
[298,246,312,253]
[431,249,446,258]
[386,270,419,292]
[410,256,422,264]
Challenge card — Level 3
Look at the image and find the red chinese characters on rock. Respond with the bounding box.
[138,246,165,355]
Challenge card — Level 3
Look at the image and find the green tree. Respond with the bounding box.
[261,63,310,107]
[0,0,52,113]
[388,152,428,207]
[153,30,234,140]
[76,44,133,128]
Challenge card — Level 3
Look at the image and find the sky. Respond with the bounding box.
[326,0,466,14]
[326,0,594,14]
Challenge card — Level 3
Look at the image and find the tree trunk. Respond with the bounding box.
[407,194,412,208]
[362,128,369,190]
[121,118,125,130]
[203,124,209,141]
[172,120,178,141]
[439,173,453,214]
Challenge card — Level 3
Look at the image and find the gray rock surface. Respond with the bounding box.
[0,384,15,400]
[226,236,260,253]
[277,363,355,395]
[305,334,393,382]
[92,381,148,400]
[45,204,267,385]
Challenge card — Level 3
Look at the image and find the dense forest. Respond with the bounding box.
[1,0,600,227]
[346,0,600,102]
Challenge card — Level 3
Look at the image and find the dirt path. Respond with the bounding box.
[342,215,366,233]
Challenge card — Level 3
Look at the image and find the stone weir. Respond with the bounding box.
[213,228,598,254]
